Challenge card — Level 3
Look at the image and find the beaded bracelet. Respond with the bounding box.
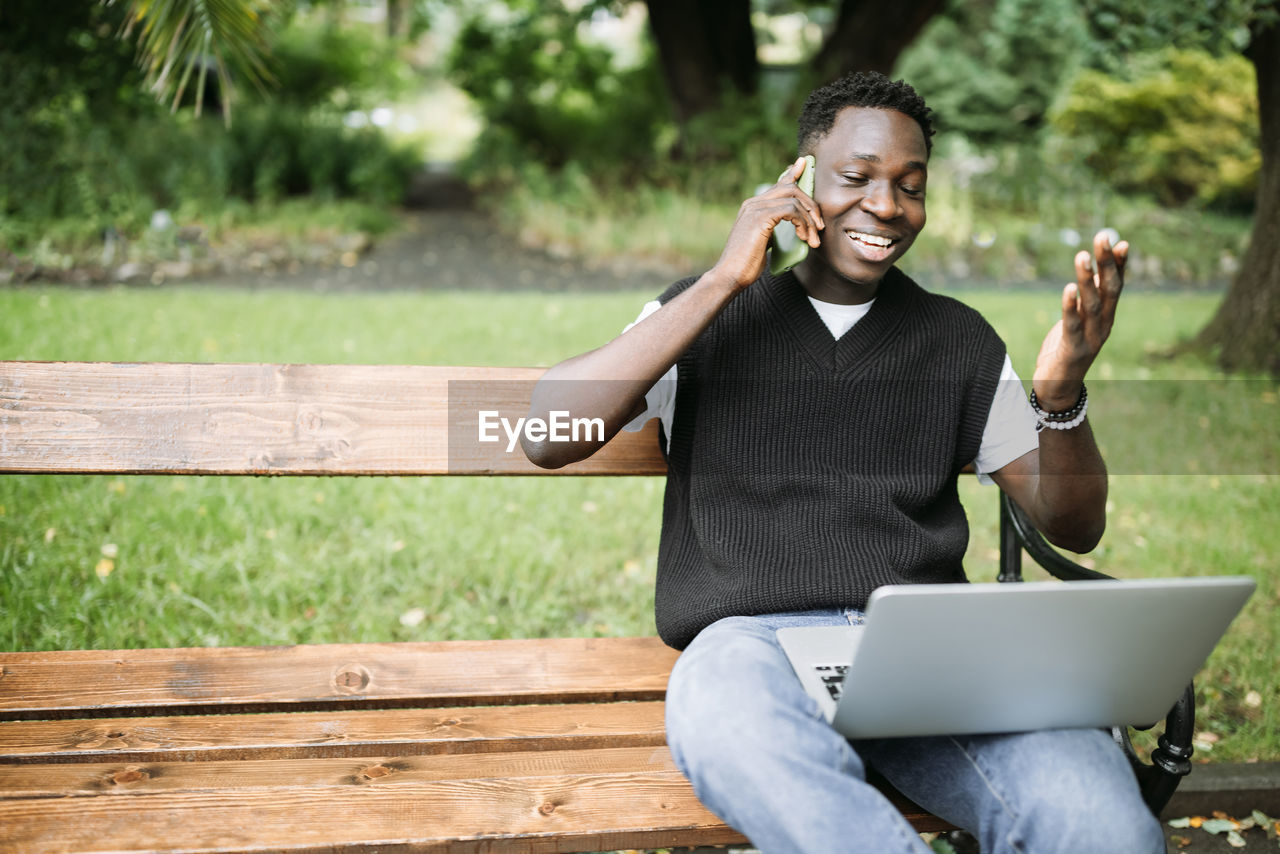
[1029,384,1088,431]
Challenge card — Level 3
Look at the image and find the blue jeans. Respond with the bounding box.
[665,611,1165,854]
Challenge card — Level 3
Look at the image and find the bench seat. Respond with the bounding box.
[0,638,949,853]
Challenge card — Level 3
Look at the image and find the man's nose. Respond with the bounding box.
[860,182,902,220]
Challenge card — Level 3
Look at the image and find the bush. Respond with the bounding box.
[447,3,669,176]
[223,106,419,204]
[1051,50,1259,211]
[0,4,420,254]
[0,102,418,253]
[897,0,1088,146]
[271,20,415,110]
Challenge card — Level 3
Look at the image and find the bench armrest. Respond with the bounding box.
[998,492,1196,816]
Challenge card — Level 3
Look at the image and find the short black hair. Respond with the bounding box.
[797,71,935,157]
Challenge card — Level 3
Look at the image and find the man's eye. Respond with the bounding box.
[901,185,925,197]
[842,174,868,184]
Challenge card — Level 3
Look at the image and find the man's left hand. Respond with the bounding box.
[1032,230,1127,410]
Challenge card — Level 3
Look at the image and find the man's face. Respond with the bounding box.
[807,106,928,286]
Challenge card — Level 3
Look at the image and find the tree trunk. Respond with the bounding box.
[644,0,758,124]
[810,0,946,83]
[1192,15,1280,376]
[386,0,409,40]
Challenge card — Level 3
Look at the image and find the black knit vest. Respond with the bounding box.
[653,266,1007,649]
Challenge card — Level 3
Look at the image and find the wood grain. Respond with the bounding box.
[0,362,667,475]
[0,701,667,763]
[0,767,745,853]
[0,746,946,827]
[0,747,949,851]
[0,745,687,796]
[0,637,679,718]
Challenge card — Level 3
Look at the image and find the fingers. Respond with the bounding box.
[1074,230,1127,318]
[790,156,807,183]
[782,197,823,248]
[771,159,823,246]
[1092,231,1125,301]
[777,157,807,186]
[799,200,823,247]
[1058,280,1084,346]
[1074,250,1101,317]
[744,159,826,250]
[1062,281,1081,323]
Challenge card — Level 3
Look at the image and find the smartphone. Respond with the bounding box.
[769,154,816,274]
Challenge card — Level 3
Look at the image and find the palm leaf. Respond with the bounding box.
[107,0,284,122]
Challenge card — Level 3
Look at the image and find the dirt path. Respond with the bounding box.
[232,209,686,295]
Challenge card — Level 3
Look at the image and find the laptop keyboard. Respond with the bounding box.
[814,664,849,700]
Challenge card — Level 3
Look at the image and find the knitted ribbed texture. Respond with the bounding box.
[653,267,1007,649]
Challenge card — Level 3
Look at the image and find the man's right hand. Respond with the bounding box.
[709,157,824,291]
[524,161,823,469]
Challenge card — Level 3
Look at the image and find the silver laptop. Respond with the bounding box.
[777,577,1255,739]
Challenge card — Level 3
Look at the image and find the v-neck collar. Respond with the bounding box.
[763,266,916,376]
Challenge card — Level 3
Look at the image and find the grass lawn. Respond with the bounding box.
[0,284,1275,763]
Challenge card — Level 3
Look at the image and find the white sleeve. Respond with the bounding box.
[972,354,1039,485]
[620,300,677,446]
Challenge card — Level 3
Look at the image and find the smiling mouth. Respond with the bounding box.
[846,230,898,249]
[844,230,903,264]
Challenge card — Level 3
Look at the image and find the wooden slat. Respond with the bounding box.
[0,748,949,851]
[0,771,742,853]
[0,749,948,828]
[0,361,667,476]
[0,702,667,764]
[0,745,687,797]
[0,638,679,718]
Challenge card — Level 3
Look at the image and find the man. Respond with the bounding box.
[522,72,1162,854]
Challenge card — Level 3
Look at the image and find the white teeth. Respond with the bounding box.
[850,232,892,247]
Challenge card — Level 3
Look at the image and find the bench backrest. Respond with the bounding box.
[0,362,665,476]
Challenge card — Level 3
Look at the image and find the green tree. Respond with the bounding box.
[1077,0,1279,374]
[448,2,668,169]
[897,0,1088,145]
[1053,50,1259,210]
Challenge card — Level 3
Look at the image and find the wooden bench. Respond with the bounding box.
[0,361,1194,852]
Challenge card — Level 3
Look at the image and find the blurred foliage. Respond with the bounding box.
[1052,50,1260,210]
[1076,0,1259,70]
[452,0,1261,221]
[0,104,418,253]
[0,0,154,119]
[0,0,1265,279]
[271,17,417,108]
[113,0,281,120]
[447,2,808,207]
[897,0,1088,145]
[905,138,1253,288]
[0,1,418,253]
[447,0,669,173]
[452,0,1257,289]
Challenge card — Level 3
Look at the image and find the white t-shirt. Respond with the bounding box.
[621,298,1039,482]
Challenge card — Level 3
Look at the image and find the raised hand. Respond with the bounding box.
[1033,230,1128,410]
[709,157,824,292]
